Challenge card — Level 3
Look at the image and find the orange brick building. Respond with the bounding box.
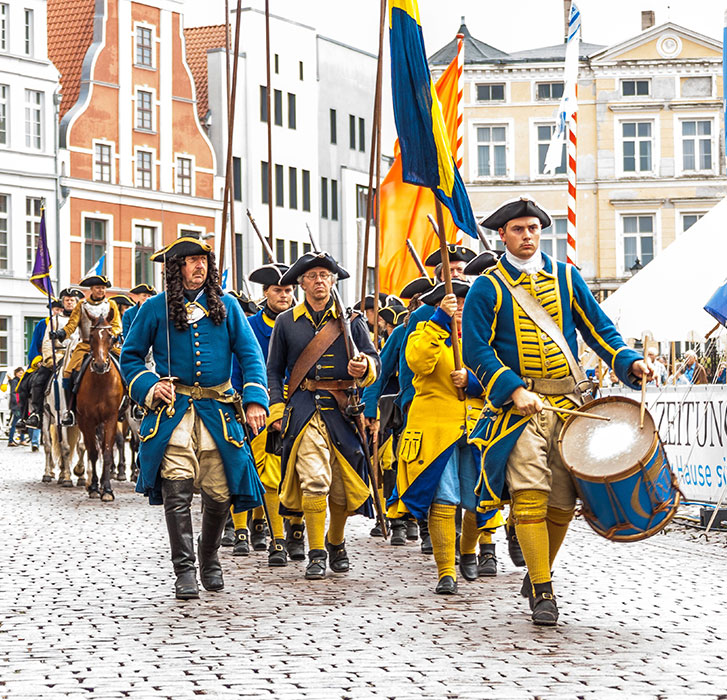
[48,0,220,292]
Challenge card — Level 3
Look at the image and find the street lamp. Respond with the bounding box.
[629,258,643,276]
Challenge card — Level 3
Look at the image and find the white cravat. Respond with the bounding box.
[505,248,544,276]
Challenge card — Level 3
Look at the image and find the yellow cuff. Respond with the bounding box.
[267,402,285,427]
[356,354,378,388]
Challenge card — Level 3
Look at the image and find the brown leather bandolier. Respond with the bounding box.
[286,319,343,403]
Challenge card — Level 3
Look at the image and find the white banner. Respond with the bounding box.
[600,385,727,504]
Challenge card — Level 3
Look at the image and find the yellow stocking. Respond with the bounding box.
[327,500,349,546]
[429,503,457,581]
[478,530,493,545]
[252,505,265,520]
[459,510,480,555]
[288,515,303,526]
[263,487,285,540]
[546,506,574,568]
[512,490,550,587]
[302,494,327,551]
[231,507,248,531]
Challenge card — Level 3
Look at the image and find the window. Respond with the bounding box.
[329,109,337,144]
[622,215,654,271]
[290,240,298,262]
[136,26,153,67]
[289,167,297,209]
[0,4,7,52]
[682,212,704,233]
[287,93,296,129]
[275,164,284,207]
[331,180,338,221]
[274,54,279,74]
[275,239,286,264]
[540,218,568,262]
[681,120,712,172]
[536,82,564,100]
[537,124,566,175]
[94,143,112,183]
[299,61,304,80]
[481,228,505,253]
[303,242,312,255]
[136,150,152,188]
[233,157,241,201]
[622,80,650,97]
[356,184,375,225]
[349,115,356,149]
[302,170,310,212]
[259,85,268,122]
[321,177,328,218]
[0,84,7,145]
[261,161,269,204]
[358,117,365,153]
[0,193,7,270]
[476,126,507,177]
[25,197,41,273]
[0,317,8,365]
[622,122,652,173]
[234,232,243,282]
[24,90,42,150]
[24,9,33,55]
[136,90,153,130]
[273,90,282,126]
[179,228,202,239]
[134,225,155,285]
[176,157,192,195]
[84,218,106,275]
[476,84,505,101]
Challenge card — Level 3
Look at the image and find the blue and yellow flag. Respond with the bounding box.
[389,0,476,238]
[30,206,54,298]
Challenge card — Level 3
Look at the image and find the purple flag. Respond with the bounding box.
[30,206,54,298]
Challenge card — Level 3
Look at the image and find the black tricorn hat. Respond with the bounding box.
[354,293,389,311]
[51,299,63,310]
[110,294,134,308]
[279,252,349,287]
[424,244,477,267]
[59,287,85,299]
[130,283,157,296]
[463,250,501,276]
[399,276,436,299]
[80,275,111,288]
[150,236,212,262]
[420,280,471,306]
[480,196,551,231]
[229,290,261,316]
[249,263,291,287]
[379,304,408,327]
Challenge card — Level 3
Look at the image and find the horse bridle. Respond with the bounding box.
[89,323,114,374]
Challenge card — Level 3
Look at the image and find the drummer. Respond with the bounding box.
[461,197,653,626]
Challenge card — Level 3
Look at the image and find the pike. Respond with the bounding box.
[406,239,433,281]
[246,208,276,263]
[305,224,388,539]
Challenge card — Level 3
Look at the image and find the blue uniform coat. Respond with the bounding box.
[121,303,140,340]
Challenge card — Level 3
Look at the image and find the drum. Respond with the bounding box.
[557,396,681,542]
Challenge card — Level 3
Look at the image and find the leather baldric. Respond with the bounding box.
[286,319,343,402]
[492,268,593,403]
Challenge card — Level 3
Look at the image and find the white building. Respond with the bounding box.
[0,0,61,368]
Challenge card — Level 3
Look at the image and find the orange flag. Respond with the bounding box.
[379,51,461,296]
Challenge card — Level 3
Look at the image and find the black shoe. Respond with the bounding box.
[390,519,407,546]
[419,518,433,554]
[369,523,384,537]
[268,539,288,567]
[161,478,199,600]
[250,518,268,551]
[406,519,419,541]
[220,513,235,547]
[325,538,350,573]
[506,523,526,567]
[198,492,230,592]
[477,543,498,577]
[435,575,457,594]
[305,549,327,580]
[31,445,39,452]
[520,572,532,606]
[61,410,75,427]
[459,553,478,581]
[7,441,17,447]
[25,413,41,429]
[531,582,558,626]
[232,529,249,556]
[285,521,306,561]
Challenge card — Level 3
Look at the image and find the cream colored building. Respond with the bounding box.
[431,18,725,298]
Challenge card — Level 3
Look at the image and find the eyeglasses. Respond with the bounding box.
[303,271,333,281]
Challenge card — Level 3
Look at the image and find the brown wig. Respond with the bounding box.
[165,252,227,331]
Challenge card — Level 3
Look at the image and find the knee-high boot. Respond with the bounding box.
[198,491,231,591]
[161,478,199,600]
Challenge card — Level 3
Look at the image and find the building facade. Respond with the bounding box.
[48,0,220,297]
[0,0,60,367]
[431,17,726,298]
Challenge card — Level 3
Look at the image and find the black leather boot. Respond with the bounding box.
[325,538,350,573]
[531,581,558,626]
[232,528,249,556]
[285,521,306,561]
[405,519,419,541]
[418,518,433,554]
[161,478,199,600]
[61,384,75,427]
[220,512,235,547]
[459,553,478,581]
[250,518,268,550]
[268,538,288,567]
[506,522,526,567]
[198,491,230,592]
[477,543,498,577]
[390,519,407,546]
[305,549,327,580]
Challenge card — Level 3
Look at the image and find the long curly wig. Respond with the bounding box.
[165,252,227,331]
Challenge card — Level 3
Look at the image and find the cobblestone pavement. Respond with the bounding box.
[1,443,727,699]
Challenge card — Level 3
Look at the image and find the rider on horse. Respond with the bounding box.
[49,275,122,427]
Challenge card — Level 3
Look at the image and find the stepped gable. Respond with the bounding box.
[183,24,228,122]
[429,17,510,66]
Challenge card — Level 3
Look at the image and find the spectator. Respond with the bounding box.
[646,347,668,386]
[7,367,24,447]
[675,350,708,385]
[714,361,727,384]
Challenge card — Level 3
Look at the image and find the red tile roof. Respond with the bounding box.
[48,0,97,121]
[184,24,228,122]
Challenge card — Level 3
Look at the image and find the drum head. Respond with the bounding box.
[559,397,656,477]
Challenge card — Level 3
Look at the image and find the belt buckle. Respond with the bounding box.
[191,385,204,400]
[523,377,534,391]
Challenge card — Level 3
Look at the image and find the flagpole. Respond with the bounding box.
[566,93,577,265]
[219,0,231,274]
[227,0,243,289]
[265,0,274,253]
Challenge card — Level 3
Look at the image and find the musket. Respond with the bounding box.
[305,224,388,538]
[475,223,493,251]
[246,208,276,263]
[405,239,433,282]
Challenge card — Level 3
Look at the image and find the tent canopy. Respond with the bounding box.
[600,197,727,342]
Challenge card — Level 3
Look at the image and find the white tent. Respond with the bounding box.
[600,196,727,341]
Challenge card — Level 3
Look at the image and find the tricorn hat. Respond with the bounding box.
[229,290,261,316]
[130,283,157,296]
[249,263,291,287]
[463,250,501,276]
[110,294,134,308]
[51,299,63,310]
[279,251,349,287]
[424,244,477,267]
[150,236,212,262]
[480,196,551,231]
[80,275,111,288]
[379,304,408,327]
[354,293,389,311]
[399,276,436,299]
[420,280,471,306]
[59,287,85,300]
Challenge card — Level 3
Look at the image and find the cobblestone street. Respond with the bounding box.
[1,443,727,699]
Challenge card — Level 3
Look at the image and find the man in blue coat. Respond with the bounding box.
[122,283,157,340]
[120,237,268,600]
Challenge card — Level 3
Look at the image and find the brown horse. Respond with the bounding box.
[76,309,125,501]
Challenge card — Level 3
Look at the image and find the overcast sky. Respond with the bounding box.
[182,0,724,55]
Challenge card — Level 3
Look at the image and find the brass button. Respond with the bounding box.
[196,371,201,377]
[188,398,193,404]
[194,332,199,338]
[196,351,201,356]
[540,333,548,340]
[194,341,200,347]
[196,361,201,366]
[194,381,200,387]
[545,359,551,367]
[193,323,198,329]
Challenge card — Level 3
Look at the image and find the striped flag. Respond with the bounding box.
[30,205,54,298]
[83,253,106,278]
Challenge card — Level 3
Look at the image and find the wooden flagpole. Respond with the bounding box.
[218,1,232,273]
[265,0,273,255]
